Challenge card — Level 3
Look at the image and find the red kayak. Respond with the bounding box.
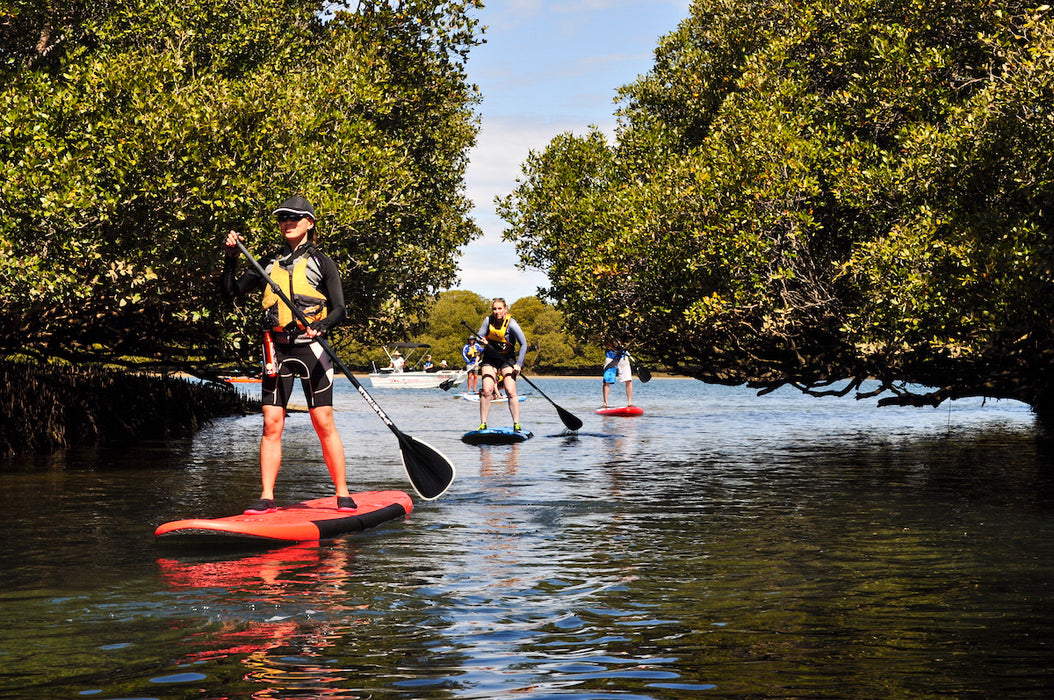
[155,490,412,548]
[595,406,644,417]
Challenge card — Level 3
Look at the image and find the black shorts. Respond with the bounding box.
[262,341,334,409]
[481,354,517,375]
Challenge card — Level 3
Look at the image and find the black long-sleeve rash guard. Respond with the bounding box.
[222,243,348,335]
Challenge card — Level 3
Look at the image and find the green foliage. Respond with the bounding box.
[410,288,490,370]
[0,0,483,373]
[501,0,1054,411]
[337,290,604,372]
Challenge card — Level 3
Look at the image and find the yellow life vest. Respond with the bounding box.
[486,315,514,353]
[262,256,328,331]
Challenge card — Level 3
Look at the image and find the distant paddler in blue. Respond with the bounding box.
[601,345,634,408]
[475,298,528,431]
[462,336,481,392]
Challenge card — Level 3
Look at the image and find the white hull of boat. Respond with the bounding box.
[367,369,467,389]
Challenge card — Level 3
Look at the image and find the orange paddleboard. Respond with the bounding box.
[595,406,644,417]
[155,490,412,548]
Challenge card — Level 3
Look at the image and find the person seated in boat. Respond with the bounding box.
[222,195,357,515]
[422,355,436,372]
[389,351,405,372]
[475,298,528,431]
[439,359,449,370]
[601,344,634,408]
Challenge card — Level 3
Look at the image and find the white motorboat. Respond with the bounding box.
[367,342,467,389]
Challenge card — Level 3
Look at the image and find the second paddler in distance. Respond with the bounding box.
[601,344,635,409]
[474,297,528,432]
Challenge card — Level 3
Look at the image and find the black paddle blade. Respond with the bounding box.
[439,378,455,391]
[558,407,584,432]
[398,434,456,500]
[637,366,652,383]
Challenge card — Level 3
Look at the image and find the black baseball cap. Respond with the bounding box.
[273,196,316,220]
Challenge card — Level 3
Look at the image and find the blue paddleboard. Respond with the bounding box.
[461,426,534,445]
[457,392,527,403]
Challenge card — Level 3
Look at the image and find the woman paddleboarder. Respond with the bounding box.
[221,195,357,515]
[475,298,528,432]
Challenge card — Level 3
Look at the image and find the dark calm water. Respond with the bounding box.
[1,377,1051,698]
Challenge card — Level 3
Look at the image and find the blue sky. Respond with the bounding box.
[451,0,691,303]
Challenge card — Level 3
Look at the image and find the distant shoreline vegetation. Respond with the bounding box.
[0,291,650,459]
[333,291,610,376]
[0,361,258,459]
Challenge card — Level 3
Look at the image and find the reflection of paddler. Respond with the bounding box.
[479,443,522,478]
[474,298,528,432]
[159,544,356,669]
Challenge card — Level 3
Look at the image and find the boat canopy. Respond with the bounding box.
[375,342,431,368]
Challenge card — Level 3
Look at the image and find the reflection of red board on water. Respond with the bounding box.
[155,491,412,548]
[157,542,335,588]
[594,405,645,417]
[157,544,360,664]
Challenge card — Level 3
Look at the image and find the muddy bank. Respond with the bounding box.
[0,362,258,458]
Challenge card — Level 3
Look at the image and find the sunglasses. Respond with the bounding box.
[276,213,306,223]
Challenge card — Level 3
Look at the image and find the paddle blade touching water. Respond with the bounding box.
[517,373,583,431]
[397,433,456,500]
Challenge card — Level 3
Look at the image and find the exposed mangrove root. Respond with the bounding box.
[0,361,258,458]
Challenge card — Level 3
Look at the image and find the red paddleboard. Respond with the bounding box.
[155,490,412,548]
[595,406,644,417]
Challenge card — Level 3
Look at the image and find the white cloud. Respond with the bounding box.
[465,116,612,207]
[448,0,690,301]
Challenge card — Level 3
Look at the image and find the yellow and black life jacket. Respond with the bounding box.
[485,315,514,353]
[262,251,328,331]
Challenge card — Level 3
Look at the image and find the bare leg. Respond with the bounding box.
[505,373,520,424]
[625,380,633,406]
[309,405,349,497]
[602,382,611,407]
[479,368,498,425]
[259,404,285,500]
